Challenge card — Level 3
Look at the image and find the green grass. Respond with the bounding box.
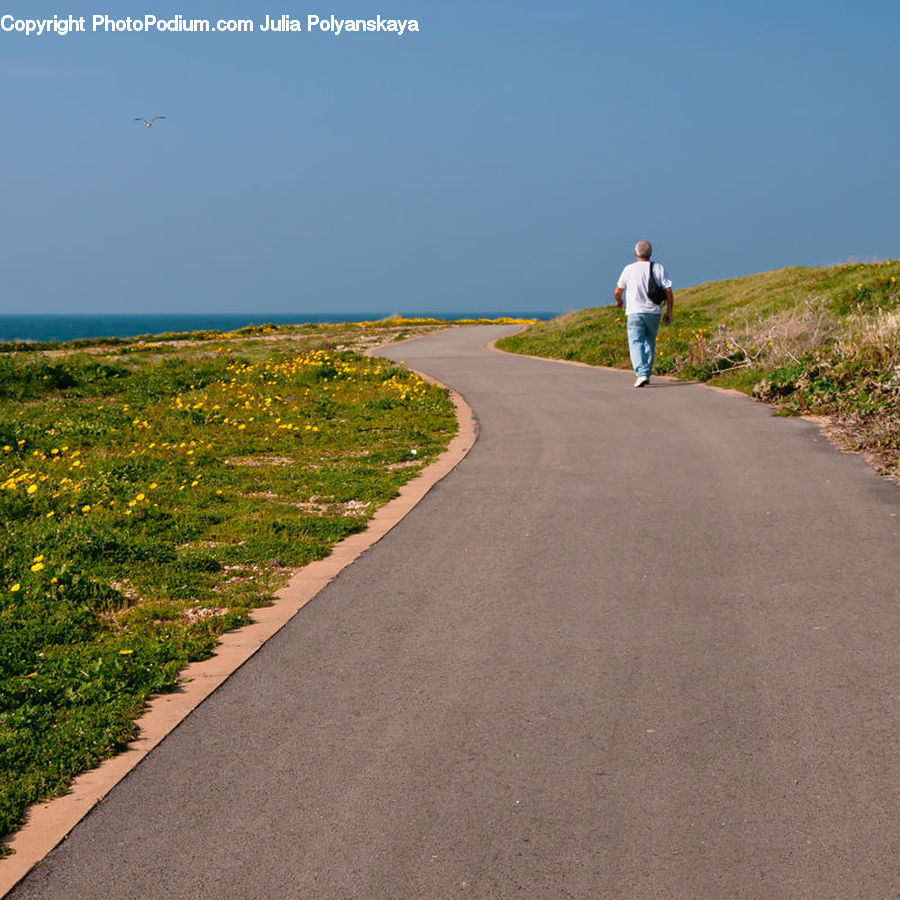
[0,318,525,849]
[498,260,900,475]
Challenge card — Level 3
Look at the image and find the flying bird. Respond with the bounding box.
[134,116,165,128]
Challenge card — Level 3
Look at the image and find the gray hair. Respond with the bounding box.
[634,240,652,259]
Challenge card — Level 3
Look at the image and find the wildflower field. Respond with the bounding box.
[0,320,468,847]
[497,260,900,474]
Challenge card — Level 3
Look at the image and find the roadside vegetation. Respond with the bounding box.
[0,316,531,850]
[497,261,900,475]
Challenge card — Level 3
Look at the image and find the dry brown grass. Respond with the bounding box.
[834,308,900,371]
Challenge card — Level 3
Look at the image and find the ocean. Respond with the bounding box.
[0,312,557,345]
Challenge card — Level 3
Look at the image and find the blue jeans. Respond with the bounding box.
[626,313,662,378]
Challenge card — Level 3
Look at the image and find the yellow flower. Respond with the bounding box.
[10,583,21,592]
[27,484,37,495]
[118,649,134,655]
[136,493,145,502]
[32,555,43,563]
[30,562,44,572]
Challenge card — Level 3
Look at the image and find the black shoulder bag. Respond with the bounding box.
[647,260,668,306]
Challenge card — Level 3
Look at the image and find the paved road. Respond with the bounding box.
[12,326,900,899]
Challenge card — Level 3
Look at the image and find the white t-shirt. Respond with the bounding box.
[616,260,672,315]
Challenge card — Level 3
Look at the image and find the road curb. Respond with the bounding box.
[0,378,476,898]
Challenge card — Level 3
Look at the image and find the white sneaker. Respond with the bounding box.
[634,375,649,388]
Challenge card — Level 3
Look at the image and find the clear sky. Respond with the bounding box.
[2,0,899,316]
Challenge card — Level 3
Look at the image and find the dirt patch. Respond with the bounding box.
[183,606,228,625]
[225,456,294,467]
[293,499,371,516]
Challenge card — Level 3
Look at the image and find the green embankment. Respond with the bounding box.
[497,260,900,475]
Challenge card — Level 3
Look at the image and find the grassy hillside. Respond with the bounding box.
[497,260,900,476]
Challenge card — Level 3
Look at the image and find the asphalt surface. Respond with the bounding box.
[11,325,900,899]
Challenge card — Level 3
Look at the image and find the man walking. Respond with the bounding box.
[614,240,674,387]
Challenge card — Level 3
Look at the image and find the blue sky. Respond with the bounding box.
[2,0,899,315]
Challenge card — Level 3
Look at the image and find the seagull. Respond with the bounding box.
[134,116,165,128]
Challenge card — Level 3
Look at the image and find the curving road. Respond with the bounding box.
[10,325,900,899]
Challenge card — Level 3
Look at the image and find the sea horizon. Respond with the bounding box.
[0,311,558,344]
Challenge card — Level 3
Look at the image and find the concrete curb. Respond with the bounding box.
[0,378,476,898]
